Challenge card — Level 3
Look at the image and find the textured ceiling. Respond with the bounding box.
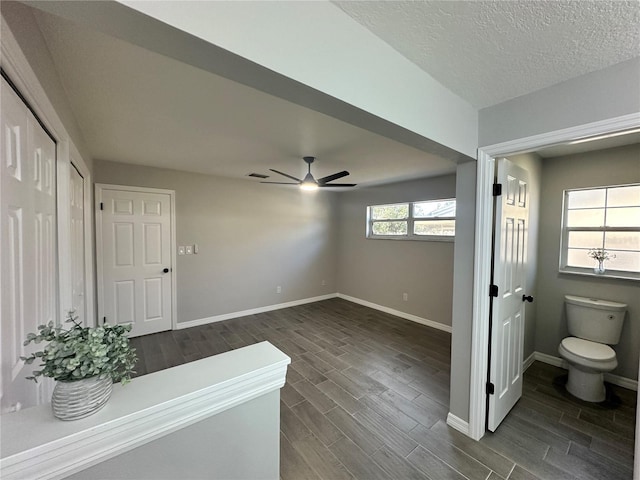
[334,1,640,108]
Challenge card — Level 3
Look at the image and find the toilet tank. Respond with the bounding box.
[565,295,627,345]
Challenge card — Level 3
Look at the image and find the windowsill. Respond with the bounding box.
[559,267,640,282]
[366,235,455,243]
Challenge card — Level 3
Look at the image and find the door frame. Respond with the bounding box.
[468,112,640,441]
[95,184,177,331]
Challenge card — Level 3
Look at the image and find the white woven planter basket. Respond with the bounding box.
[52,376,113,421]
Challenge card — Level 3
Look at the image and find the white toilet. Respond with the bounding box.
[558,295,627,403]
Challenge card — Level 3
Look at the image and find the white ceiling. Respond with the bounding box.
[335,0,640,109]
[29,2,640,186]
[33,9,457,187]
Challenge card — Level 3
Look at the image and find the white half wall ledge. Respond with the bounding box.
[0,342,291,480]
[337,294,452,333]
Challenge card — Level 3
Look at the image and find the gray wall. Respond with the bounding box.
[336,175,456,327]
[449,162,477,422]
[94,160,338,324]
[479,58,640,147]
[535,144,640,380]
[1,2,92,169]
[507,153,543,361]
[66,390,280,480]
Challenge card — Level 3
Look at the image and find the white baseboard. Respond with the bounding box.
[446,412,470,435]
[531,351,638,391]
[177,294,338,329]
[523,352,536,372]
[336,294,452,333]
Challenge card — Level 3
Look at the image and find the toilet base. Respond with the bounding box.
[566,364,606,402]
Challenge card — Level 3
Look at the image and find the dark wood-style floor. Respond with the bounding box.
[130,298,637,480]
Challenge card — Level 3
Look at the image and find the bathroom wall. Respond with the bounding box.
[535,143,640,380]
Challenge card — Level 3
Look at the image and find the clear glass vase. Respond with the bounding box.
[594,260,605,275]
[52,375,113,421]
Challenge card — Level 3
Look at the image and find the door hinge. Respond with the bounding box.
[100,202,104,210]
[489,284,499,297]
[486,382,495,395]
[493,183,502,196]
[103,316,106,324]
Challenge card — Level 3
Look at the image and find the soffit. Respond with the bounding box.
[32,8,456,187]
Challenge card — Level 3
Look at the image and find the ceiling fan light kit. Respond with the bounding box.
[261,156,356,191]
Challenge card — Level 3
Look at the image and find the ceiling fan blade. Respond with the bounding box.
[319,183,357,187]
[260,181,299,185]
[269,169,301,182]
[317,170,349,185]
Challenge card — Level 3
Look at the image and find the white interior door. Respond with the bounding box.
[488,158,530,432]
[97,185,174,337]
[1,77,57,411]
[70,165,86,325]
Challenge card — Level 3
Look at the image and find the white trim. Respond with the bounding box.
[469,112,640,441]
[94,184,177,332]
[446,412,470,436]
[70,155,96,326]
[0,342,290,480]
[531,351,638,391]
[177,294,338,330]
[337,294,452,333]
[523,352,536,372]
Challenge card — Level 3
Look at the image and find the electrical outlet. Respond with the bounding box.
[403,293,408,301]
[185,245,193,255]
[178,246,185,255]
[276,286,282,294]
[321,279,326,286]
[193,244,199,254]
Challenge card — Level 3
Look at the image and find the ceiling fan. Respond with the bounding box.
[261,156,356,191]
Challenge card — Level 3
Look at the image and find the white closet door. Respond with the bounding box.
[1,77,57,411]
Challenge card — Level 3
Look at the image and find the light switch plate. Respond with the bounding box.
[185,245,193,255]
[178,246,185,255]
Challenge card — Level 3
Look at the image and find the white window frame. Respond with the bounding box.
[366,199,456,242]
[559,183,640,281]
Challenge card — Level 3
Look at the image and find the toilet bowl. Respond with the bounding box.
[558,295,626,403]
[558,337,617,402]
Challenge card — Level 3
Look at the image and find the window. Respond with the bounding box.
[367,199,456,241]
[560,184,640,279]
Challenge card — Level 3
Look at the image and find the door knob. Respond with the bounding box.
[522,295,534,303]
[163,268,170,273]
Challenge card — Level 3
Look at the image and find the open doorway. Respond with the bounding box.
[470,115,640,445]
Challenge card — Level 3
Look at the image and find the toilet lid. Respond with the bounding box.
[561,337,615,361]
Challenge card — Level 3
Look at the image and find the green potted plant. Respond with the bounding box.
[22,311,137,420]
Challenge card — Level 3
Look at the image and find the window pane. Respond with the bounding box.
[413,200,456,218]
[604,231,640,251]
[567,189,605,209]
[566,209,604,227]
[371,204,408,220]
[372,221,407,235]
[567,248,595,268]
[567,231,604,249]
[606,250,640,273]
[607,185,640,207]
[414,220,455,236]
[605,207,640,227]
